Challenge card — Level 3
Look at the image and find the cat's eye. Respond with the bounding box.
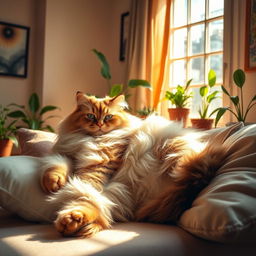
[86,113,96,121]
[104,114,113,121]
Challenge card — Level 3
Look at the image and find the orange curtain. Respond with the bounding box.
[126,0,171,113]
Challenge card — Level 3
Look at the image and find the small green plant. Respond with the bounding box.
[92,49,151,98]
[137,107,155,117]
[0,104,18,145]
[165,79,193,108]
[197,69,219,119]
[214,69,256,126]
[8,93,59,132]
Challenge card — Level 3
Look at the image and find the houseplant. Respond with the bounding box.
[214,69,256,126]
[92,49,151,99]
[165,79,193,127]
[0,104,18,156]
[190,69,219,130]
[8,93,59,132]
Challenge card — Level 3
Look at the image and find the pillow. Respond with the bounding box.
[179,123,256,243]
[16,128,57,157]
[0,156,60,222]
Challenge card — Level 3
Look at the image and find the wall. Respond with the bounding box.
[42,0,131,128]
[0,0,36,106]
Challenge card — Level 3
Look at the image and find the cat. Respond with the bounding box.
[40,91,226,237]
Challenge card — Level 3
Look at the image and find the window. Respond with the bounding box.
[167,0,224,117]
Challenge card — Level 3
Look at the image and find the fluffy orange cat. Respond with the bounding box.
[40,92,226,237]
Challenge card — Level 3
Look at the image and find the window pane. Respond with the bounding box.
[209,54,223,83]
[189,57,204,84]
[209,0,224,18]
[172,28,187,58]
[190,24,205,55]
[171,60,186,86]
[208,19,223,52]
[190,0,205,23]
[173,0,187,27]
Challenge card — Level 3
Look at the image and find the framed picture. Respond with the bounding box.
[245,0,256,71]
[119,12,129,61]
[0,21,30,78]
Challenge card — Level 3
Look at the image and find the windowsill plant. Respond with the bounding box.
[190,69,219,130]
[165,79,193,127]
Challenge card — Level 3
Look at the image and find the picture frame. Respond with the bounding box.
[245,0,256,71]
[119,12,130,62]
[0,21,30,78]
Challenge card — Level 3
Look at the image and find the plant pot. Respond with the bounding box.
[190,118,214,130]
[168,108,190,128]
[0,139,13,157]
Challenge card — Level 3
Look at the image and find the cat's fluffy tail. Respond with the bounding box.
[136,144,227,223]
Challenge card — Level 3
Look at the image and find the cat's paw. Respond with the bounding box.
[55,209,103,237]
[41,167,68,193]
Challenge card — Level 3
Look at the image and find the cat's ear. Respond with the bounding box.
[109,95,128,109]
[76,91,91,108]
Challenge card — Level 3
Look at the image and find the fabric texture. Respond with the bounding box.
[0,156,59,222]
[16,128,57,156]
[179,123,256,243]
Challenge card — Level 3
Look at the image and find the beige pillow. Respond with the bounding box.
[16,128,57,157]
[179,123,256,243]
[0,156,60,222]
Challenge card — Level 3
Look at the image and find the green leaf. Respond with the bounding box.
[230,96,239,106]
[8,135,18,147]
[43,125,55,132]
[29,93,40,113]
[40,105,58,116]
[92,49,111,80]
[233,69,245,88]
[109,84,123,97]
[208,69,216,87]
[185,78,193,90]
[221,85,230,96]
[7,110,26,119]
[128,79,151,88]
[214,107,228,127]
[199,86,209,97]
[207,91,219,103]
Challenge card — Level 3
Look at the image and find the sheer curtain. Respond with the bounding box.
[126,0,171,114]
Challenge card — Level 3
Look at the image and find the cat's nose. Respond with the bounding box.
[97,122,103,127]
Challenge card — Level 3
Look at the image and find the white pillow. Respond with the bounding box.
[179,123,256,243]
[0,156,59,222]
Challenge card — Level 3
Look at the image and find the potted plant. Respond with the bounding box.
[165,79,193,127]
[214,69,256,126]
[92,49,151,98]
[0,104,18,157]
[190,69,219,130]
[8,93,59,132]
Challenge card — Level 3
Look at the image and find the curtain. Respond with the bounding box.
[126,0,171,113]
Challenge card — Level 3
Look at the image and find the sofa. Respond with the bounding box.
[1,123,256,256]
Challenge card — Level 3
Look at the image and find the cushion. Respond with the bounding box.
[16,128,57,156]
[0,156,60,222]
[179,123,256,243]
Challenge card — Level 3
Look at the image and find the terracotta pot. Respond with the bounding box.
[0,139,13,157]
[168,108,190,128]
[190,118,214,130]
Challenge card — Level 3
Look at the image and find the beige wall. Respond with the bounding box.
[0,0,36,106]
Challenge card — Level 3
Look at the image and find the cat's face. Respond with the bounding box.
[64,92,129,135]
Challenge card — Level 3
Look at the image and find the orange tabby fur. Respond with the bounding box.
[40,92,227,237]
